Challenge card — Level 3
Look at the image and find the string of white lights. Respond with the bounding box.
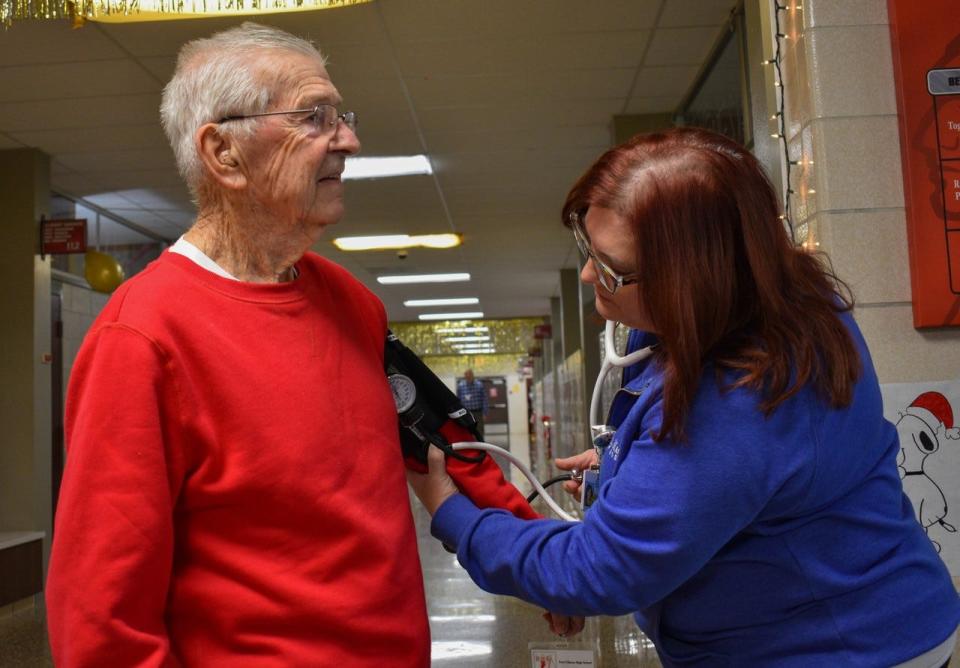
[764,1,799,243]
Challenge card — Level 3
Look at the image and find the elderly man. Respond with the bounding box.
[45,23,430,666]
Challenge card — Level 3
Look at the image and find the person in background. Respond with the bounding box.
[457,368,489,439]
[408,127,960,667]
[46,23,431,667]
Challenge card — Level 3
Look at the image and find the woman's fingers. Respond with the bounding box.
[541,612,586,637]
[555,449,598,497]
[554,449,598,471]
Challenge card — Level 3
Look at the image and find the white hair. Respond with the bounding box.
[160,22,327,202]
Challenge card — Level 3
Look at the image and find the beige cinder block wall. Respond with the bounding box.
[776,0,960,381]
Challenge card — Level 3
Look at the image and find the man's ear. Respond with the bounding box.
[195,123,246,191]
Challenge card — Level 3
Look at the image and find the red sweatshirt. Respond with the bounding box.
[46,251,430,667]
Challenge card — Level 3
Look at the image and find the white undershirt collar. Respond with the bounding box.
[169,236,238,280]
[169,236,298,281]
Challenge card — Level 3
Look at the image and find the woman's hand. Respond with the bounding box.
[554,449,598,497]
[406,445,460,515]
[542,611,586,637]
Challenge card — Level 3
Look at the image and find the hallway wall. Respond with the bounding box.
[777,0,960,381]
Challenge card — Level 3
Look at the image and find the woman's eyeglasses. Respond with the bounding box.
[570,212,640,295]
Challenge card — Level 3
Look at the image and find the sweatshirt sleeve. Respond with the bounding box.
[46,323,187,667]
[431,391,787,617]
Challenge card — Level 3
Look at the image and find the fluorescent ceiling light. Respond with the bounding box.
[342,155,433,180]
[377,273,470,285]
[458,347,497,354]
[333,234,461,251]
[445,336,490,342]
[418,312,484,321]
[435,326,488,334]
[405,298,479,307]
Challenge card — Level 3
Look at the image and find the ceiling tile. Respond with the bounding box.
[380,0,662,41]
[51,172,100,197]
[137,56,177,83]
[109,187,192,210]
[82,193,139,209]
[262,3,384,47]
[158,209,198,227]
[0,93,162,132]
[422,124,609,154]
[630,65,701,99]
[643,26,722,66]
[107,208,178,228]
[405,67,634,108]
[11,124,169,155]
[95,5,380,57]
[316,42,398,81]
[342,175,448,228]
[0,60,161,103]
[623,95,682,114]
[659,0,739,28]
[394,31,650,77]
[56,148,178,174]
[0,20,127,65]
[350,132,425,156]
[0,133,25,149]
[94,17,256,57]
[416,103,616,134]
[79,169,187,191]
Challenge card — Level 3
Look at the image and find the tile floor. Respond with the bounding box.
[412,491,660,667]
[3,497,959,667]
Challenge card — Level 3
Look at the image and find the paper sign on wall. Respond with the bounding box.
[881,379,960,573]
[530,648,595,668]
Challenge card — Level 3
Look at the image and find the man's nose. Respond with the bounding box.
[332,122,361,155]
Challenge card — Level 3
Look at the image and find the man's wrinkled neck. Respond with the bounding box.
[186,196,310,283]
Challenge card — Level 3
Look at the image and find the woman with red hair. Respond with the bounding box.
[409,128,959,667]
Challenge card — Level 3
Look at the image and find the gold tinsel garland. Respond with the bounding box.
[389,316,548,359]
[1,0,370,26]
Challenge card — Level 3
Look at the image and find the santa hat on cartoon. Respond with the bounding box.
[908,392,960,439]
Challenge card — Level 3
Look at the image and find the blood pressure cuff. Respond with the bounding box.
[386,332,541,521]
[437,421,540,520]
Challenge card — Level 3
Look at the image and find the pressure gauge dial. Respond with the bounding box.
[387,373,417,414]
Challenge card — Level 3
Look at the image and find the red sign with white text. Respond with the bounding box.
[42,218,87,255]
[888,0,960,327]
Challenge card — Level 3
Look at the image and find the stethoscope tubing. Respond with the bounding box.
[449,322,652,523]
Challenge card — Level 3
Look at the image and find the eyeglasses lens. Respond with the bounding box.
[341,111,357,133]
[574,219,616,293]
[314,106,358,135]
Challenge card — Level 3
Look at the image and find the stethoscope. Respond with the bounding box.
[449,320,654,522]
[589,320,655,434]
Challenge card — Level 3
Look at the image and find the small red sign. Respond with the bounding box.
[533,324,552,339]
[42,218,87,255]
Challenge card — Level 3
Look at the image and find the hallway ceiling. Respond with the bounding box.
[0,0,737,321]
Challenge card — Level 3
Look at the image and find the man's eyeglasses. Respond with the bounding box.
[219,104,357,135]
[570,211,640,295]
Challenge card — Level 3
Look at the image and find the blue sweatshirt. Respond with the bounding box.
[433,313,960,666]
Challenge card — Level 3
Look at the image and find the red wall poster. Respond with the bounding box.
[888,0,960,327]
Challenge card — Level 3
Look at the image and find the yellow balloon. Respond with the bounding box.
[84,250,125,293]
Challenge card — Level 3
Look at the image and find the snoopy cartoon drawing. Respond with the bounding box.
[896,391,960,552]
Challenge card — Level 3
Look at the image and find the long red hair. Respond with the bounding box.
[563,128,859,442]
